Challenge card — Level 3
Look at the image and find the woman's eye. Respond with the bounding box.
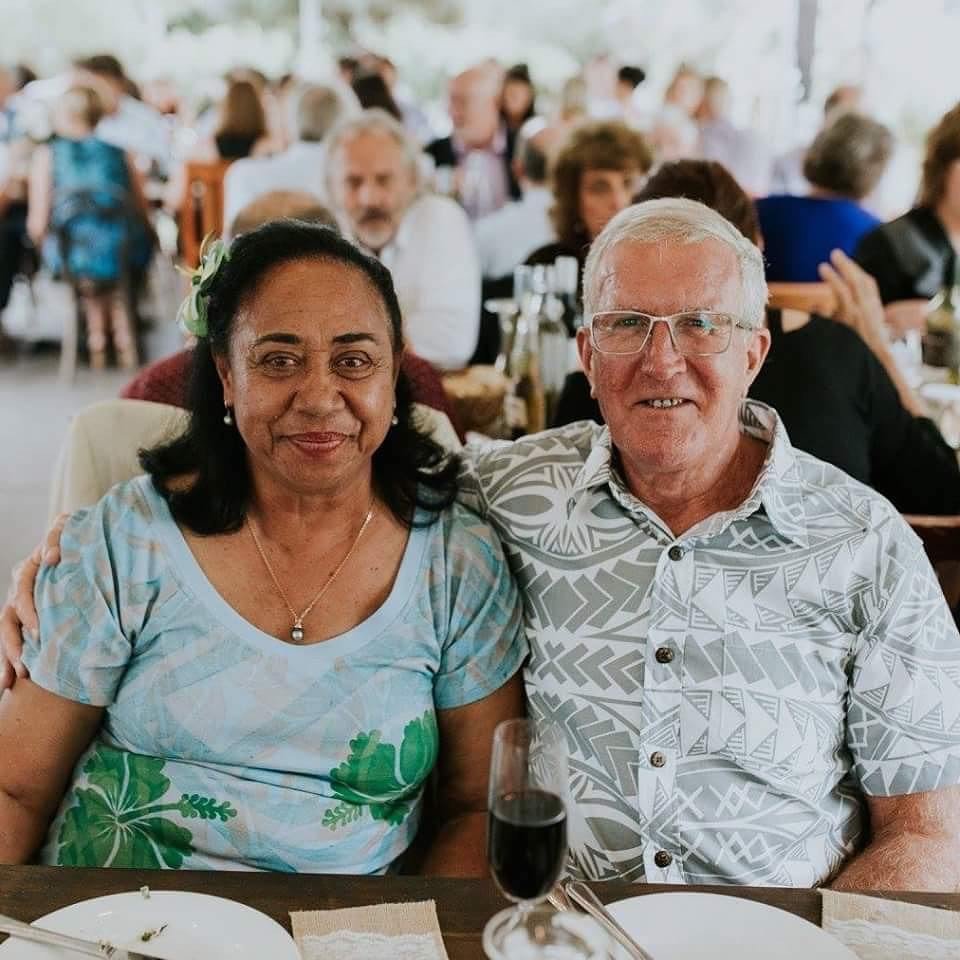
[336,354,373,372]
[261,354,300,369]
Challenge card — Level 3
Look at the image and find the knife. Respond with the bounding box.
[0,912,167,959]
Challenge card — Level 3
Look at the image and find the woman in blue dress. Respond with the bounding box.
[0,222,526,874]
[27,85,152,369]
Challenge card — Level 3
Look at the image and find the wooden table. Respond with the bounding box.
[2,866,960,958]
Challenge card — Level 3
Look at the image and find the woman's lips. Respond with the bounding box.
[287,432,351,455]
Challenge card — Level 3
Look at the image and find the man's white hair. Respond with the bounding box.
[323,108,423,197]
[583,197,767,327]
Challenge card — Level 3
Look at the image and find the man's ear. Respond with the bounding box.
[576,327,597,397]
[743,326,771,392]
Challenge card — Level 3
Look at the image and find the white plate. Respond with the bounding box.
[0,890,300,960]
[606,892,857,960]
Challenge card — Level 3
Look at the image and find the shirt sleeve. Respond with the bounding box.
[399,197,481,371]
[432,501,527,710]
[847,511,960,797]
[20,481,161,707]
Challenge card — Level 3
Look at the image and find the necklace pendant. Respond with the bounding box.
[291,622,305,643]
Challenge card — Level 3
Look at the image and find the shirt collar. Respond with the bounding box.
[452,122,507,159]
[571,399,809,547]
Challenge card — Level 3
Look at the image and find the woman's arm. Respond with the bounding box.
[125,152,151,222]
[0,679,101,862]
[422,672,525,876]
[25,145,51,246]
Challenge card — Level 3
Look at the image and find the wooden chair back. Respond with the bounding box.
[767,281,837,317]
[179,160,232,268]
[905,514,960,611]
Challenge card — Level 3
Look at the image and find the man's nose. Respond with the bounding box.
[356,180,381,207]
[637,321,686,377]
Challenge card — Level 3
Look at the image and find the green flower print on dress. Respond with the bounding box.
[324,711,438,830]
[57,746,237,868]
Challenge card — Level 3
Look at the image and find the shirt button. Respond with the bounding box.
[668,545,685,561]
[655,646,675,664]
[654,850,673,868]
[650,751,666,768]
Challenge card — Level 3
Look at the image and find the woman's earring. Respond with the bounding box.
[391,414,399,426]
[223,406,234,426]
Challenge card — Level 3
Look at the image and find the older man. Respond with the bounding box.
[460,198,960,889]
[325,109,480,370]
[427,64,519,220]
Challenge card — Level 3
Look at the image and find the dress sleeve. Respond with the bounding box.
[20,481,161,707]
[432,502,527,711]
[862,346,960,514]
[854,226,914,305]
[847,512,960,797]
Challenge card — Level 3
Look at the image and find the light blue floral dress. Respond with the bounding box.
[22,475,526,873]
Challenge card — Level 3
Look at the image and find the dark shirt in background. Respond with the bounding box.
[854,205,954,304]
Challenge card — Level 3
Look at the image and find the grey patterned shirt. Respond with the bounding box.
[460,400,960,887]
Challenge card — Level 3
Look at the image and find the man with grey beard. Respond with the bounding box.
[324,109,481,371]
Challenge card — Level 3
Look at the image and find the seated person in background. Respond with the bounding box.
[164,79,277,214]
[525,120,653,295]
[461,197,960,890]
[222,84,347,236]
[121,193,461,435]
[27,84,153,371]
[475,125,556,281]
[695,76,770,196]
[426,64,518,220]
[553,159,960,516]
[756,112,891,281]
[325,109,481,371]
[856,101,960,308]
[0,221,525,873]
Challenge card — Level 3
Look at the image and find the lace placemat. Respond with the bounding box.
[822,890,960,960]
[291,900,449,960]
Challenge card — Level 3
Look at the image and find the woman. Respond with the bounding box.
[500,63,536,135]
[0,222,525,873]
[552,159,960,515]
[27,84,153,370]
[855,102,960,305]
[525,120,653,290]
[211,78,272,160]
[756,112,892,281]
[351,72,403,124]
[164,80,276,214]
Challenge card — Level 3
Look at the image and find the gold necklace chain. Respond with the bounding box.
[246,500,375,643]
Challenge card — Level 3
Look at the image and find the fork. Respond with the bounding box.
[552,879,657,960]
[0,912,166,959]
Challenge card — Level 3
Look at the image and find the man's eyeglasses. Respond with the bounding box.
[588,310,755,357]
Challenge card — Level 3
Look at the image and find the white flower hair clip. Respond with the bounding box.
[176,235,230,338]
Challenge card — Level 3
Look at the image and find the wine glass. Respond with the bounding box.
[483,718,607,958]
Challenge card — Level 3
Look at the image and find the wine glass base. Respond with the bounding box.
[482,904,613,959]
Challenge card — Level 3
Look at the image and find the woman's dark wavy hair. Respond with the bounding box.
[140,220,459,535]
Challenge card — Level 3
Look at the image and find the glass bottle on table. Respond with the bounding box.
[922,254,960,383]
[552,255,582,335]
[506,266,548,437]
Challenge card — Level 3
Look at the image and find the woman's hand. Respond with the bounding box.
[818,248,890,354]
[0,515,68,691]
[819,249,927,418]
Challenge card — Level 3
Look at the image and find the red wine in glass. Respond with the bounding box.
[488,787,567,901]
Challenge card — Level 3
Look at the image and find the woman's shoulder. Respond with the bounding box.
[64,476,164,545]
